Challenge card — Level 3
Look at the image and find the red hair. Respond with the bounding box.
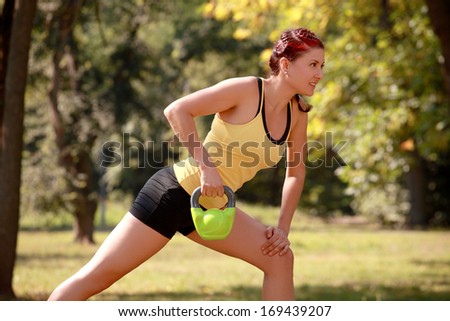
[269,28,324,76]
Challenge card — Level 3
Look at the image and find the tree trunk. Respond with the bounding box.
[0,0,37,300]
[71,149,97,244]
[404,150,428,228]
[48,0,97,244]
[0,0,15,143]
[425,0,450,100]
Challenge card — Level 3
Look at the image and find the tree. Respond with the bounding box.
[0,0,37,300]
[205,0,450,226]
[22,0,264,237]
[425,0,450,98]
[46,0,100,244]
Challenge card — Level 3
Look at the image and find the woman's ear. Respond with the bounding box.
[279,57,290,74]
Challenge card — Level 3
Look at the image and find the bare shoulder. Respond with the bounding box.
[214,76,260,123]
[212,76,258,93]
[209,76,259,107]
[189,76,259,104]
[166,76,259,117]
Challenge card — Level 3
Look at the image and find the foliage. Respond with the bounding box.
[23,0,264,215]
[206,0,450,225]
[22,97,69,216]
[22,0,450,227]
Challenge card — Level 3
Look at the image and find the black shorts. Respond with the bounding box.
[129,166,196,239]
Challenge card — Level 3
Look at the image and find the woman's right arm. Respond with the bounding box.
[163,77,251,197]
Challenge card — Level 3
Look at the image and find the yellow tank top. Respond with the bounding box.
[173,77,292,209]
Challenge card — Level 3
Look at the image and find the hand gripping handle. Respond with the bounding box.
[190,185,235,209]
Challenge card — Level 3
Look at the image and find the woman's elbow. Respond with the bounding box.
[163,103,177,121]
[164,101,192,120]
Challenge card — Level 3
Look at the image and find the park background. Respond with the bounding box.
[1,0,449,300]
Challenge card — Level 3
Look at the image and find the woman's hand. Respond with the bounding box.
[261,226,291,256]
[200,165,224,197]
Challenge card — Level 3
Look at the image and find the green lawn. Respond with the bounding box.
[15,202,450,301]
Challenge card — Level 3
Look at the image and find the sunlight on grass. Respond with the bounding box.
[15,201,450,301]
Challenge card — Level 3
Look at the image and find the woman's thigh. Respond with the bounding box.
[81,213,170,277]
[186,207,292,273]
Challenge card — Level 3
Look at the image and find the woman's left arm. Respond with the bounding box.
[261,110,308,256]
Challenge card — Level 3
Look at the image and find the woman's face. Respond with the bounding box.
[287,48,325,96]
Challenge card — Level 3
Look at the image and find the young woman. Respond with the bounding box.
[48,27,325,301]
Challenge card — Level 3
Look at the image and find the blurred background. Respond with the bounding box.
[1,0,449,300]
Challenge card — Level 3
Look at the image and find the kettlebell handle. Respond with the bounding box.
[190,186,235,209]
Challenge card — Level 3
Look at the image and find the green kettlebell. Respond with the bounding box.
[190,186,236,240]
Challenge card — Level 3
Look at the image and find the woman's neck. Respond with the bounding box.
[263,76,294,111]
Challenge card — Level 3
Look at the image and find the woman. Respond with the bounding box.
[48,27,325,301]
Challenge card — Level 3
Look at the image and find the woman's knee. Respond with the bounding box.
[280,248,295,270]
[261,248,294,275]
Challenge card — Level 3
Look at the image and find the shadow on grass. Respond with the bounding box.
[411,258,450,268]
[17,251,95,262]
[22,284,447,301]
[296,284,450,300]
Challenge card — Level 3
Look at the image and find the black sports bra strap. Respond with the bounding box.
[263,102,291,145]
[256,77,263,117]
[256,77,291,145]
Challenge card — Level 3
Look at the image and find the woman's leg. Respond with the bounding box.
[186,207,295,300]
[48,212,170,300]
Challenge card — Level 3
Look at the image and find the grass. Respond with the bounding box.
[15,201,450,301]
